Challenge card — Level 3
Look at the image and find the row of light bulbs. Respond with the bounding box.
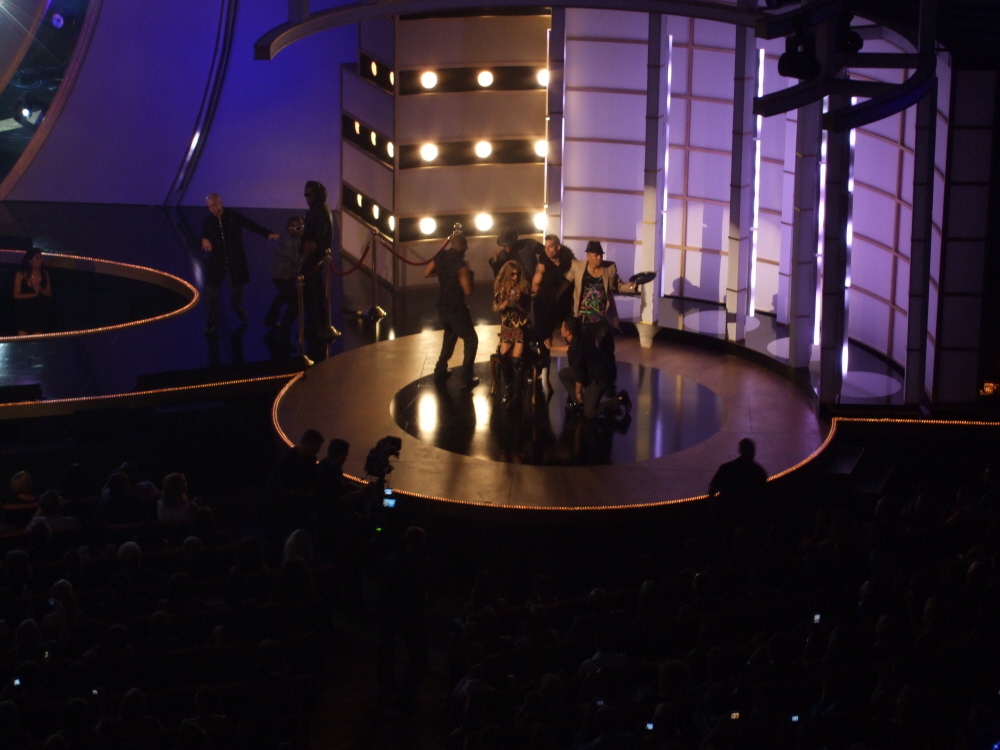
[419,140,547,161]
[352,120,548,163]
[417,213,547,236]
[370,61,394,85]
[419,69,549,90]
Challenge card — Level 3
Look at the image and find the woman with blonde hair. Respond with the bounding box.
[492,260,531,405]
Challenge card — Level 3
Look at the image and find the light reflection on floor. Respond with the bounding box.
[390,361,725,466]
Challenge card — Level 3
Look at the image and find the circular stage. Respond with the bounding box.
[273,326,827,510]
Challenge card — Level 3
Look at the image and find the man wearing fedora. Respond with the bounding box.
[563,240,640,382]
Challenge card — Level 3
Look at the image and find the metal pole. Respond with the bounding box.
[366,230,386,320]
[295,274,312,367]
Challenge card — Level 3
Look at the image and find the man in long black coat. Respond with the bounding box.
[200,193,278,335]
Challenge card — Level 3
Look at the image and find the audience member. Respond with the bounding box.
[8,472,35,505]
[157,473,196,523]
[30,490,79,532]
[267,429,324,559]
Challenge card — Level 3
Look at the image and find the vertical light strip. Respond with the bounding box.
[543,28,550,233]
[749,47,764,317]
[661,34,673,299]
[814,96,829,345]
[843,99,857,377]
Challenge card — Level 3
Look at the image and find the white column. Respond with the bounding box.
[788,101,822,369]
[545,8,566,236]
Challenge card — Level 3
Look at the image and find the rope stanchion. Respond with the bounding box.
[322,238,372,277]
[294,275,311,367]
[365,229,386,321]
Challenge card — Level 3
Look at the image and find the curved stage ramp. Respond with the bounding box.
[273,327,827,511]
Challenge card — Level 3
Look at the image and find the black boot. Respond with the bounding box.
[500,356,515,406]
[509,358,526,408]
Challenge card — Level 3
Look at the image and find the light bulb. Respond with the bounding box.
[533,212,547,231]
[387,141,394,158]
[389,71,394,85]
[421,71,437,89]
[370,132,377,146]
[534,140,548,157]
[478,71,494,87]
[354,121,360,135]
[372,204,379,219]
[475,141,492,158]
[420,143,438,161]
[388,216,395,231]
[419,217,437,235]
[537,69,549,87]
[370,61,378,77]
[474,213,493,232]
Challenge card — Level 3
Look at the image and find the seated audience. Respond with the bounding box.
[157,472,197,523]
[30,489,80,532]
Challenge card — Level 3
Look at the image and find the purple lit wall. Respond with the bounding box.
[5,0,357,208]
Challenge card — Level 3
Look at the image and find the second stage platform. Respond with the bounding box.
[272,326,827,511]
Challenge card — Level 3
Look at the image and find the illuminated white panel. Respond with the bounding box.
[668,100,688,145]
[758,161,784,213]
[564,39,648,90]
[563,190,643,241]
[563,141,644,192]
[860,112,901,142]
[897,204,912,259]
[892,309,908,362]
[759,116,786,162]
[662,248,683,291]
[692,18,734,48]
[894,258,910,312]
[665,14,691,44]
[754,259,779,313]
[851,186,897,249]
[685,201,728,252]
[691,49,735,99]
[850,292,891,354]
[667,148,685,195]
[686,151,731,202]
[565,8,648,39]
[854,132,900,196]
[670,46,689,96]
[564,90,647,142]
[665,197,685,246]
[851,238,894,300]
[688,100,734,150]
[682,245,727,303]
[756,212,782,263]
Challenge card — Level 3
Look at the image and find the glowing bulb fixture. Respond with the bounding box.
[370,61,378,77]
[419,217,437,235]
[389,71,394,86]
[387,141,394,158]
[420,143,439,161]
[388,216,395,231]
[477,70,494,87]
[372,205,379,219]
[474,141,492,158]
[537,69,549,87]
[356,194,363,207]
[420,71,437,89]
[354,121,360,135]
[474,213,493,232]
[370,132,377,146]
[533,213,547,231]
[534,140,548,157]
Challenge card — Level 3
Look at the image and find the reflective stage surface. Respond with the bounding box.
[274,326,828,510]
[390,362,725,466]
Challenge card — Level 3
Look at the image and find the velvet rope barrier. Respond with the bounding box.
[376,236,451,266]
[306,237,371,278]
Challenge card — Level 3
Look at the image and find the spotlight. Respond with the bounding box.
[777,33,821,80]
[387,141,394,158]
[371,61,378,77]
[370,132,377,146]
[478,71,494,87]
[420,143,439,161]
[475,141,492,158]
[534,140,548,157]
[372,204,380,219]
[356,194,363,207]
[21,108,30,118]
[421,71,438,89]
[537,69,549,87]
[389,216,396,231]
[533,213,547,231]
[419,217,437,235]
[474,213,493,232]
[389,71,395,86]
[354,121,360,134]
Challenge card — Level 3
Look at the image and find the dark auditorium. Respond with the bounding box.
[1,0,1000,748]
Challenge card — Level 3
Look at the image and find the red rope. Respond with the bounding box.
[308,239,371,278]
[376,236,446,266]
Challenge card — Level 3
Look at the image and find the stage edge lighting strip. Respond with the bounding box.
[0,250,199,343]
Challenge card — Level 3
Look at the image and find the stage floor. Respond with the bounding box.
[273,327,828,510]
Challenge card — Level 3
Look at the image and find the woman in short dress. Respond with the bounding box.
[12,248,51,335]
[492,260,531,404]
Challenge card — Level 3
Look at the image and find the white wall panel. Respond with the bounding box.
[897,205,912,259]
[666,15,691,44]
[894,257,910,312]
[690,49,735,99]
[342,144,394,208]
[667,149,685,195]
[668,100,688,144]
[892,309,908,362]
[566,9,648,39]
[563,142,644,192]
[682,248,726,303]
[564,40,647,90]
[755,261,779,313]
[758,161,784,213]
[692,18,734,48]
[564,91,647,141]
[760,118,786,162]
[562,190,642,241]
[860,112,901,143]
[398,91,546,142]
[686,151,731,202]
[662,247,683,292]
[757,212,782,262]
[397,163,543,213]
[855,133,901,197]
[343,70,395,137]
[852,239,894,300]
[398,16,549,67]
[665,197,684,246]
[688,100,733,150]
[670,45,689,95]
[853,186,897,248]
[685,201,728,252]
[850,292,890,354]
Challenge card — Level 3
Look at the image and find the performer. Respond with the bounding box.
[200,193,279,336]
[492,260,531,405]
[300,180,341,341]
[531,234,575,366]
[490,227,541,280]
[564,241,640,385]
[424,233,479,388]
[546,316,631,419]
[264,217,305,331]
[12,248,51,336]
